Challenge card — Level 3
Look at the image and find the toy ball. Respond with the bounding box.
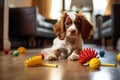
[99,51,105,57]
[17,47,26,54]
[13,50,19,56]
[116,53,120,62]
[4,49,9,54]
[38,53,45,60]
[79,48,98,65]
[89,58,101,69]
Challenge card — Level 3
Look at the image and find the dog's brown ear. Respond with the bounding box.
[53,12,68,40]
[77,13,93,40]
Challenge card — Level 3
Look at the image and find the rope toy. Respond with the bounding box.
[79,48,98,65]
[24,54,58,67]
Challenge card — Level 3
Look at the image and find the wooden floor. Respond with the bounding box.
[0,44,120,80]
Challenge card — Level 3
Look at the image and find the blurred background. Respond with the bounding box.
[0,0,120,50]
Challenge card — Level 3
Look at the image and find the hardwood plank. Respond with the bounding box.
[0,47,120,80]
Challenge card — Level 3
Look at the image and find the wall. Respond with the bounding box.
[3,0,11,50]
[2,0,33,50]
[105,0,120,15]
[32,0,52,19]
[9,0,32,7]
[0,0,4,50]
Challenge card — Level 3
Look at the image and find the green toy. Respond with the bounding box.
[13,50,19,56]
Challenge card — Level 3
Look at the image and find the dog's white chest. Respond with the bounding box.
[65,40,81,54]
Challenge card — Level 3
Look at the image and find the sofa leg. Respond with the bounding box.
[36,37,44,48]
[28,37,36,48]
[96,39,102,46]
[113,37,118,50]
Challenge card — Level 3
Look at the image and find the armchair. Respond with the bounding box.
[94,3,120,50]
[9,7,57,48]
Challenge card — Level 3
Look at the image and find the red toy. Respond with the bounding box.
[4,49,9,54]
[38,53,45,60]
[79,48,98,65]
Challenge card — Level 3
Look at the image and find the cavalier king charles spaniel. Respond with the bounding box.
[42,12,93,61]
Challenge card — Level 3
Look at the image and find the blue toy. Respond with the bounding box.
[99,51,105,57]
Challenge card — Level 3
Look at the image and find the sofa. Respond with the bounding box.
[9,7,57,48]
[93,14,103,45]
[94,3,120,50]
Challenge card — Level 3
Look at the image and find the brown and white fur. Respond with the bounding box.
[42,12,93,61]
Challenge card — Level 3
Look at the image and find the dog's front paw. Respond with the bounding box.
[68,54,79,61]
[46,54,58,61]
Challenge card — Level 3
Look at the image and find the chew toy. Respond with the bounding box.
[99,51,105,57]
[24,54,58,67]
[4,49,9,54]
[38,53,44,60]
[79,48,98,65]
[89,58,116,69]
[13,50,19,56]
[117,53,120,62]
[17,47,26,54]
[89,58,101,69]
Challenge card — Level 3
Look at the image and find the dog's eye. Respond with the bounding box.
[65,22,71,27]
[74,21,81,26]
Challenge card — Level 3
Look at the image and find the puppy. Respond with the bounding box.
[42,12,93,61]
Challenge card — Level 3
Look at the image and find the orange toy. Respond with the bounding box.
[17,47,26,54]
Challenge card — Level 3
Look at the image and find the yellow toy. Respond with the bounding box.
[88,58,116,69]
[17,47,26,54]
[117,53,120,62]
[89,58,101,69]
[24,55,58,67]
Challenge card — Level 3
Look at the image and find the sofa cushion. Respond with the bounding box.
[36,27,55,38]
[37,14,53,30]
[101,19,112,29]
[100,18,112,37]
[101,27,112,37]
[38,21,53,30]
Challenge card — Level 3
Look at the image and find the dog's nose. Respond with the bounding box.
[71,30,76,34]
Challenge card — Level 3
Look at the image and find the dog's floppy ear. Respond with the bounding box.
[77,13,93,40]
[53,12,68,40]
